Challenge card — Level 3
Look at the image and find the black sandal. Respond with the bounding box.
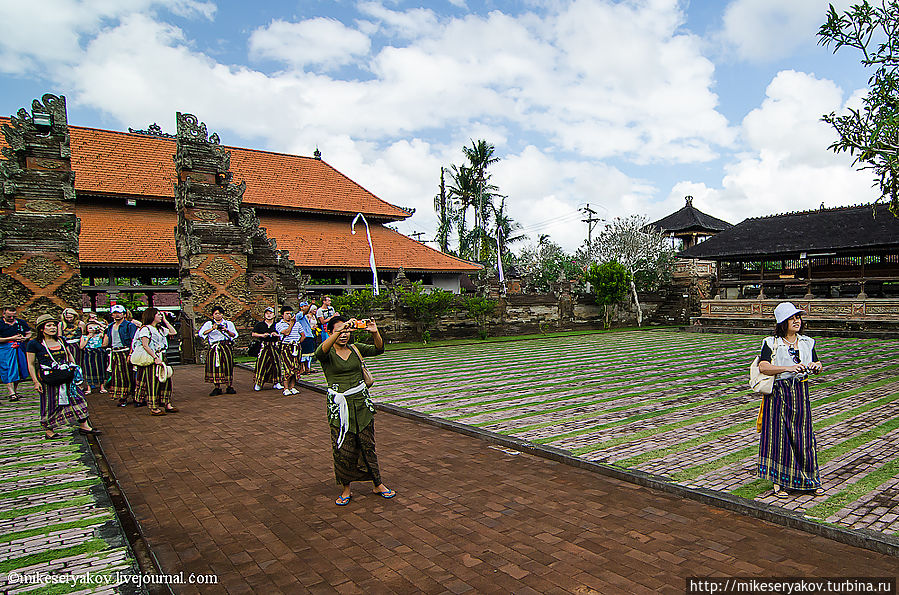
[8,393,19,402]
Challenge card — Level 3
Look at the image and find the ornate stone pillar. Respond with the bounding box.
[173,113,299,361]
[0,94,81,320]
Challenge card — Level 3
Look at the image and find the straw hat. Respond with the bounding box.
[34,314,56,329]
[156,363,174,382]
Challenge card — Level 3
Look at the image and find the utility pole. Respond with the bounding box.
[581,203,601,258]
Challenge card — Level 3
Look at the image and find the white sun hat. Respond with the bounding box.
[774,302,805,324]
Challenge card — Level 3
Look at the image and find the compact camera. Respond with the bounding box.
[353,319,367,329]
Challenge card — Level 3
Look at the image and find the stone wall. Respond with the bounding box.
[0,94,81,320]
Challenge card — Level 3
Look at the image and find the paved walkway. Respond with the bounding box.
[87,365,895,594]
[356,331,899,535]
[0,387,139,594]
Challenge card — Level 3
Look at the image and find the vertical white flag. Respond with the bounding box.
[351,213,380,295]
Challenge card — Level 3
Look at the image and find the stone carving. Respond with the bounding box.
[176,112,209,142]
[205,294,240,319]
[204,256,237,285]
[23,200,62,213]
[19,255,64,289]
[128,123,175,138]
[0,251,22,268]
[190,276,216,306]
[0,275,30,308]
[192,209,220,222]
[249,272,273,290]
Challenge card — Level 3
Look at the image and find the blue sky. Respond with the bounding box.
[0,0,877,251]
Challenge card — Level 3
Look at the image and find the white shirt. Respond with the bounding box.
[133,325,172,354]
[276,319,305,342]
[199,320,237,344]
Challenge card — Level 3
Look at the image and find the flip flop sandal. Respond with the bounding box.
[8,394,19,402]
[335,495,351,506]
[376,489,396,499]
[814,488,826,496]
[773,485,789,498]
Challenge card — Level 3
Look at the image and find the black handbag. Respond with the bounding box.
[247,341,261,357]
[39,341,76,386]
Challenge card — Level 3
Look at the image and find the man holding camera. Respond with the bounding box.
[198,306,237,396]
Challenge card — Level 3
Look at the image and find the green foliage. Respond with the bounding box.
[514,237,584,292]
[585,261,631,329]
[330,288,387,319]
[818,1,899,216]
[396,282,456,341]
[461,295,496,339]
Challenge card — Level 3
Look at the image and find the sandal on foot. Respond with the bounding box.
[335,495,351,506]
[773,484,788,498]
[164,406,179,413]
[375,488,396,499]
[149,408,167,416]
[44,432,63,440]
[8,394,19,402]
[814,487,825,496]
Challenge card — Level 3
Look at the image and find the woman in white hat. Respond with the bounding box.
[757,302,824,497]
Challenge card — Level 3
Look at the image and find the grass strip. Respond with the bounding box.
[0,466,88,485]
[0,479,99,500]
[730,412,899,499]
[0,538,111,573]
[0,446,78,460]
[804,457,899,520]
[0,454,81,471]
[0,513,114,545]
[674,390,899,484]
[0,495,96,520]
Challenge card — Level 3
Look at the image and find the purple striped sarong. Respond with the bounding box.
[758,376,821,490]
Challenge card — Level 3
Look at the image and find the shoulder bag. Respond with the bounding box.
[349,344,375,388]
[130,329,156,366]
[39,342,76,386]
[749,337,775,395]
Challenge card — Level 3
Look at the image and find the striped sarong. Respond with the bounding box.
[41,382,89,431]
[279,342,303,378]
[82,347,108,388]
[758,377,821,490]
[204,341,233,384]
[254,342,281,385]
[135,365,173,410]
[0,341,27,384]
[107,348,134,401]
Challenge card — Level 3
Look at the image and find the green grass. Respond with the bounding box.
[0,495,96,520]
[805,457,899,519]
[0,514,114,545]
[0,538,111,573]
[0,479,99,500]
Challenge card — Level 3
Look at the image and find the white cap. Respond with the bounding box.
[110,305,126,313]
[774,302,805,324]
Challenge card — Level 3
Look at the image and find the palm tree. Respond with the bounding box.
[447,164,476,259]
[433,167,453,253]
[463,139,500,261]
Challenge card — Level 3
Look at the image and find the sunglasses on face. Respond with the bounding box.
[788,346,801,364]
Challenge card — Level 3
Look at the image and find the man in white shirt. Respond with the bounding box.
[198,306,237,396]
[316,296,337,342]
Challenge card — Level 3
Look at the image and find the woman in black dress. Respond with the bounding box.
[251,307,282,391]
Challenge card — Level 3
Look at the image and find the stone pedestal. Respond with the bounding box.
[0,94,81,320]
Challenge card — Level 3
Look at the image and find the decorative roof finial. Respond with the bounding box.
[313,147,321,160]
[685,195,693,206]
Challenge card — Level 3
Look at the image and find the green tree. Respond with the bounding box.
[514,237,583,292]
[595,215,676,326]
[460,295,496,339]
[818,1,899,216]
[331,288,387,320]
[433,167,454,253]
[585,261,631,329]
[396,282,456,342]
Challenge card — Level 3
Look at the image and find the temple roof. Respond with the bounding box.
[1,118,412,221]
[679,203,899,260]
[645,196,732,235]
[76,203,480,272]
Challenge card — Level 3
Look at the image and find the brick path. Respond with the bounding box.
[87,365,896,594]
[0,388,139,594]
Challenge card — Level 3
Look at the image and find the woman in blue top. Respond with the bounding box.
[757,302,824,498]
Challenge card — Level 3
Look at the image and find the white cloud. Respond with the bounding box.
[718,0,855,62]
[248,18,371,69]
[0,0,214,75]
[668,70,878,226]
[356,2,440,40]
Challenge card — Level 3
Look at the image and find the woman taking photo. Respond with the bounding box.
[315,316,395,506]
[133,308,178,416]
[757,302,824,497]
[251,306,282,391]
[26,314,101,440]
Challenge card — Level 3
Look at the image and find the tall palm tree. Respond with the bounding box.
[463,139,500,261]
[433,167,453,253]
[447,164,476,259]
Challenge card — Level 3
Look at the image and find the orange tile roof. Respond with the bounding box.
[259,216,482,272]
[1,117,411,220]
[77,203,178,265]
[72,202,479,273]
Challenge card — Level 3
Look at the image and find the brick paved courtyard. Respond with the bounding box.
[347,330,899,536]
[0,390,139,594]
[85,364,896,593]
